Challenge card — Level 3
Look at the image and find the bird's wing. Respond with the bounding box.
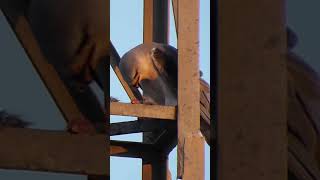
[200,78,211,146]
[287,52,320,179]
[287,52,320,134]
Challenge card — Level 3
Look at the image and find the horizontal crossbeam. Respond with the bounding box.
[110,102,176,120]
[0,127,107,175]
[110,140,165,159]
[110,120,175,136]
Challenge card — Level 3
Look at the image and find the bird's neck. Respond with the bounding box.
[158,76,177,106]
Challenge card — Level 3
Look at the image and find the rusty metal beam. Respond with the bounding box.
[143,0,169,44]
[0,127,107,175]
[153,123,177,155]
[142,1,170,180]
[110,140,160,159]
[177,0,204,179]
[216,0,287,179]
[87,175,109,180]
[143,0,154,43]
[110,120,175,136]
[103,1,109,180]
[110,121,140,136]
[110,102,176,120]
[152,0,169,44]
[142,155,170,180]
[0,0,28,24]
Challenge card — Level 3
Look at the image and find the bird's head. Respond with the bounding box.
[119,43,178,105]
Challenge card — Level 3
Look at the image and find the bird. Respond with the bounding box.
[119,42,211,145]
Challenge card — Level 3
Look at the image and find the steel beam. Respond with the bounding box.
[176,0,204,179]
[216,0,287,179]
[0,128,107,175]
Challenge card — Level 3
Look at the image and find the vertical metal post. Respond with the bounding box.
[177,0,204,179]
[143,0,170,180]
[152,0,169,44]
[104,0,110,180]
[216,0,287,179]
[142,156,170,180]
[143,0,154,43]
[143,0,169,44]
